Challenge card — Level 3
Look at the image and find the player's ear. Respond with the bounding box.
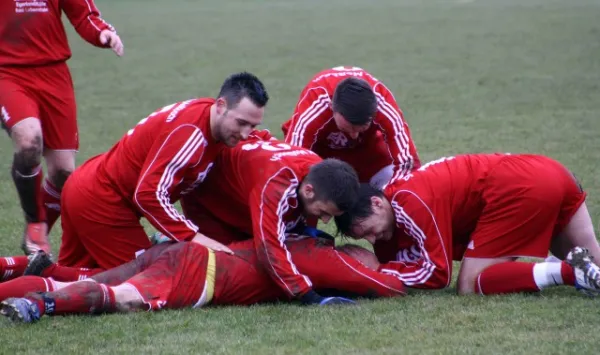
[302,183,315,200]
[216,97,227,114]
[371,196,383,210]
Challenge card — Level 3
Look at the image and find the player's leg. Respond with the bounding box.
[0,80,48,255]
[38,63,78,234]
[0,276,57,301]
[551,203,600,263]
[0,255,29,282]
[457,155,598,295]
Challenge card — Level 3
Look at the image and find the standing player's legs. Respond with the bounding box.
[457,156,600,296]
[38,63,79,235]
[0,76,48,255]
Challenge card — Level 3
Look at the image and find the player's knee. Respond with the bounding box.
[13,145,42,174]
[49,168,72,190]
[11,118,42,149]
[456,273,477,296]
[112,284,144,312]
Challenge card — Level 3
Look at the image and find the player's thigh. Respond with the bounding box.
[57,191,97,268]
[0,80,41,149]
[457,256,516,295]
[78,222,152,270]
[467,156,570,259]
[37,73,78,151]
[125,243,211,311]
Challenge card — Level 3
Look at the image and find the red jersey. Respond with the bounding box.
[374,154,509,289]
[213,237,406,305]
[181,136,322,297]
[282,66,420,181]
[94,99,225,242]
[0,0,114,66]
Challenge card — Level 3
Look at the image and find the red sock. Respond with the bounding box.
[476,262,540,295]
[0,276,54,301]
[42,264,104,282]
[27,280,116,316]
[0,256,29,282]
[42,179,61,232]
[475,261,576,295]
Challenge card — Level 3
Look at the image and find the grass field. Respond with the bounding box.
[2,0,600,353]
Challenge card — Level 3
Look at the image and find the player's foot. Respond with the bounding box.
[21,222,51,256]
[149,232,171,245]
[24,251,54,276]
[0,298,41,323]
[566,247,600,295]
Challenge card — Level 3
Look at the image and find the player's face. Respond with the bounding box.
[350,196,394,245]
[216,97,264,147]
[299,183,343,223]
[333,112,371,139]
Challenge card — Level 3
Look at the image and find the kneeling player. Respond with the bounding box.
[0,237,405,323]
[335,153,600,296]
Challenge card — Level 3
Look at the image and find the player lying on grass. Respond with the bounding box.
[335,153,600,296]
[282,66,420,188]
[0,236,405,323]
[0,72,269,281]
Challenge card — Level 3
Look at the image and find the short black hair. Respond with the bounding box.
[332,77,377,125]
[335,183,384,237]
[217,72,269,108]
[304,158,359,211]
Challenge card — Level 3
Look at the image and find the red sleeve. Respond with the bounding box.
[372,82,421,181]
[292,241,406,298]
[61,0,115,47]
[250,168,313,297]
[377,190,453,289]
[284,86,331,150]
[134,124,206,242]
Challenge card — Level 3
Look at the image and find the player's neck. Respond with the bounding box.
[209,104,219,141]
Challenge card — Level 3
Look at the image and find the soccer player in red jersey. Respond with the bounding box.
[0,73,269,281]
[180,135,361,305]
[0,237,406,323]
[336,154,600,296]
[282,66,420,188]
[0,0,124,255]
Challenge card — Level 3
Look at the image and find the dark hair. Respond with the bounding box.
[217,72,269,108]
[304,158,359,211]
[332,77,377,125]
[335,183,384,237]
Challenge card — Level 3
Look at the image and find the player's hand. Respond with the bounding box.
[191,233,234,255]
[99,30,124,57]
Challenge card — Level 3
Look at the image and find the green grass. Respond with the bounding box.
[1,0,600,353]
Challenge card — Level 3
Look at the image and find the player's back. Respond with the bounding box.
[190,138,321,234]
[388,153,509,236]
[96,99,217,201]
[0,1,69,66]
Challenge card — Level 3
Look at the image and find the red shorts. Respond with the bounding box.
[57,156,152,269]
[464,155,586,259]
[125,243,216,310]
[317,132,392,183]
[182,198,249,245]
[0,63,78,150]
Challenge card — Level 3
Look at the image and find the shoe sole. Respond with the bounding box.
[24,252,51,276]
[0,302,26,323]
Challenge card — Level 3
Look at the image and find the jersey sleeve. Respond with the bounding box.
[134,124,206,242]
[249,168,313,297]
[61,0,115,48]
[292,241,406,298]
[377,190,453,289]
[372,82,421,181]
[284,86,331,150]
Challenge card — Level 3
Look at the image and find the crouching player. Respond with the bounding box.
[0,236,405,323]
[335,153,600,296]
